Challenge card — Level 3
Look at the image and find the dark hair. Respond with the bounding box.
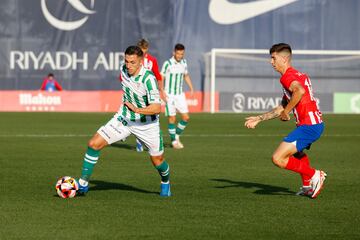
[137,38,149,49]
[174,43,185,51]
[47,73,54,77]
[125,45,143,57]
[269,43,292,55]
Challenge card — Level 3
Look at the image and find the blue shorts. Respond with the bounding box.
[283,123,324,152]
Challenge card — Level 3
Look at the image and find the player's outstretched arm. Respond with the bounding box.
[244,105,284,129]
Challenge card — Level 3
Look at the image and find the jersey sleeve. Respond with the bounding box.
[145,76,161,104]
[40,79,47,90]
[54,80,63,91]
[281,73,296,90]
[183,60,189,75]
[161,61,169,76]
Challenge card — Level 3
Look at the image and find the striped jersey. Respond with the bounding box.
[161,57,188,95]
[118,64,161,123]
[281,67,323,126]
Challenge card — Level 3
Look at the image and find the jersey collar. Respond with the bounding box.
[171,56,180,64]
[132,65,146,82]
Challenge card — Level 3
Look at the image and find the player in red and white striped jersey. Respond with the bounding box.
[281,67,322,126]
[137,39,162,88]
[244,43,326,199]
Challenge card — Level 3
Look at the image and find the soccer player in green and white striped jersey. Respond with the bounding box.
[76,46,171,197]
[161,43,194,149]
[133,38,164,152]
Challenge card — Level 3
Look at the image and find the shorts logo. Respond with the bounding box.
[232,93,245,113]
[100,129,110,139]
[41,0,96,31]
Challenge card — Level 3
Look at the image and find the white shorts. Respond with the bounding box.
[97,114,164,156]
[165,93,189,116]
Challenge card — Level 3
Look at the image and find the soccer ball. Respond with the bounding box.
[55,176,79,198]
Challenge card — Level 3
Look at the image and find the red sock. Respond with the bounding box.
[299,155,311,187]
[285,156,315,178]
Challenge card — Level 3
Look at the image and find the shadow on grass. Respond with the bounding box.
[211,178,296,195]
[110,143,136,150]
[90,180,159,195]
[110,142,172,151]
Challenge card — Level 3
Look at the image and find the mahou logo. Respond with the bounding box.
[19,93,62,111]
[41,0,96,31]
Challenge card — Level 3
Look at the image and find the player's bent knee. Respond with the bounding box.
[151,154,164,166]
[271,154,286,168]
[182,115,190,122]
[168,116,176,123]
[88,139,105,151]
[87,141,100,151]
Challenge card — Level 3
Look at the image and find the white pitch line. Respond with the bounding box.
[0,134,360,138]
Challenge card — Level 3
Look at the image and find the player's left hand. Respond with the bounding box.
[124,101,138,113]
[279,111,290,121]
[244,116,260,129]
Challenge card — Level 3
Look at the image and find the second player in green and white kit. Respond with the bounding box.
[161,43,194,149]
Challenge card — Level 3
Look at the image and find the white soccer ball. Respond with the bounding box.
[55,176,79,198]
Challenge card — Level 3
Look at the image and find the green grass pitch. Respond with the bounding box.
[1,112,359,239]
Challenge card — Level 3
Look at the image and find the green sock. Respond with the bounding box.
[80,147,100,182]
[168,123,176,141]
[176,120,188,135]
[155,161,170,183]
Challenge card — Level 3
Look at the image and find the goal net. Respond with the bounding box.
[203,49,360,113]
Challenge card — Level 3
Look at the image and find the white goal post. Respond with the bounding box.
[209,48,360,113]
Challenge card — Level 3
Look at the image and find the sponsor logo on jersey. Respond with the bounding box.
[41,0,96,31]
[209,0,297,25]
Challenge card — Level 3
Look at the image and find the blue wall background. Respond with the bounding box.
[0,0,359,90]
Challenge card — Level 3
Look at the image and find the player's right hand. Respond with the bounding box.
[279,110,291,121]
